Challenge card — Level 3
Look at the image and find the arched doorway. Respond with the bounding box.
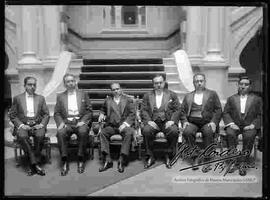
[5,52,12,109]
[239,27,263,97]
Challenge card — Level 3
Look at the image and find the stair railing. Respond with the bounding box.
[42,51,73,98]
[173,49,194,92]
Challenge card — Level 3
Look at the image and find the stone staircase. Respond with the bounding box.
[78,58,167,127]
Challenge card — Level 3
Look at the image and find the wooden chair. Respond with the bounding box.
[9,122,52,167]
[96,94,142,160]
[219,128,261,161]
[66,133,94,160]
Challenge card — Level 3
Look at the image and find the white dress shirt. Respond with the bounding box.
[240,94,248,114]
[67,91,79,117]
[113,96,120,105]
[155,92,163,109]
[26,92,35,117]
[194,92,203,105]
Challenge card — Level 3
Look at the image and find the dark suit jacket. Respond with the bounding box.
[9,92,50,129]
[180,88,222,126]
[100,95,135,127]
[141,89,180,125]
[54,90,93,128]
[223,93,262,129]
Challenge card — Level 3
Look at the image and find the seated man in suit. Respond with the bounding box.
[9,76,49,176]
[180,73,222,169]
[98,83,135,173]
[54,73,93,176]
[141,74,180,169]
[223,75,262,176]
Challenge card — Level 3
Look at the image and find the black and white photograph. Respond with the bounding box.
[3,3,268,197]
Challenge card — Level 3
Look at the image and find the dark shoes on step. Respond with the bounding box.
[144,157,155,169]
[117,161,125,173]
[77,161,85,174]
[165,155,172,169]
[99,161,113,172]
[27,164,46,176]
[60,161,69,176]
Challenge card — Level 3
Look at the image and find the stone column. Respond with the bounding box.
[18,6,41,65]
[43,6,61,60]
[200,7,229,102]
[204,7,224,62]
[115,6,122,28]
[185,7,203,63]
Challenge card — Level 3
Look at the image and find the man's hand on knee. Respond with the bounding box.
[33,124,44,130]
[148,121,159,130]
[243,124,255,131]
[76,121,86,127]
[183,121,190,130]
[230,123,240,130]
[165,121,174,129]
[20,124,31,130]
[58,122,66,130]
[208,122,216,133]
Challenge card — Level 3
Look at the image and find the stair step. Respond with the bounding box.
[78,80,153,89]
[86,88,152,99]
[81,64,164,72]
[83,58,163,65]
[79,71,166,80]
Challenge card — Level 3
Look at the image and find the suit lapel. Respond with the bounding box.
[202,89,210,111]
[63,91,68,115]
[244,94,254,118]
[187,92,194,116]
[233,95,241,118]
[33,94,39,116]
[161,90,170,111]
[76,90,82,113]
[120,96,127,115]
[149,91,156,112]
[20,92,27,116]
[110,98,121,117]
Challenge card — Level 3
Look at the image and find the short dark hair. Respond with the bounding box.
[193,73,206,81]
[110,82,121,90]
[238,74,252,84]
[63,73,76,83]
[24,76,37,86]
[152,74,166,82]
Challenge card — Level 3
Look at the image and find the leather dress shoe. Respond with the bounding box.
[77,161,85,174]
[144,157,155,169]
[239,168,247,176]
[60,161,69,176]
[34,164,46,176]
[228,163,238,173]
[117,161,125,173]
[27,167,35,176]
[165,155,172,169]
[99,161,113,172]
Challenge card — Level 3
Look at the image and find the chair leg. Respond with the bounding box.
[98,143,102,160]
[138,143,142,160]
[14,145,20,167]
[254,137,258,161]
[90,147,94,160]
[46,144,52,164]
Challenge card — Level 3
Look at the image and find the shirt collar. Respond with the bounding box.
[25,92,34,97]
[240,94,248,98]
[67,90,76,95]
